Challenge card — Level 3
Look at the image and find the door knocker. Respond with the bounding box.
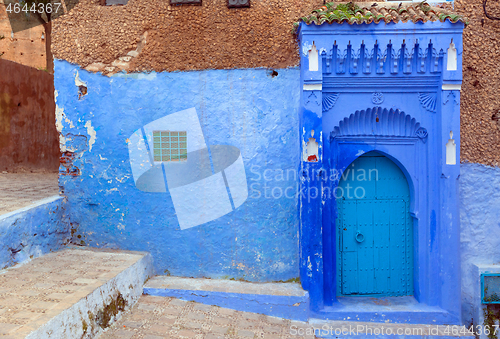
[355,231,364,243]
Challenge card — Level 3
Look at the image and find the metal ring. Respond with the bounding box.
[355,231,364,243]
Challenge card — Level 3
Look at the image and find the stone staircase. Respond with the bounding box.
[0,247,152,338]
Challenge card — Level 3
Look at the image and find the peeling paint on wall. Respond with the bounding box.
[74,70,87,87]
[55,61,301,281]
[84,120,96,152]
[302,42,313,57]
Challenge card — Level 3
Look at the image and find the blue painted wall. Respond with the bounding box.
[54,60,301,281]
[0,196,70,268]
[460,163,500,325]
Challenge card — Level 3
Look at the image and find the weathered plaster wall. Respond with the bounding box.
[460,163,500,325]
[54,60,300,281]
[0,58,60,172]
[0,196,70,269]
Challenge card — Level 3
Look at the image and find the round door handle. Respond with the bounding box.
[355,231,364,243]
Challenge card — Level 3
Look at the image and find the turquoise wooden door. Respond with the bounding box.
[336,153,413,296]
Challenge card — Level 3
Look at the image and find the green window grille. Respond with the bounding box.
[481,273,500,304]
[153,131,187,162]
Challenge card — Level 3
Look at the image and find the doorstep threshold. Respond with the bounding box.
[312,296,459,325]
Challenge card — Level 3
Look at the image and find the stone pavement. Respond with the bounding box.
[100,295,475,339]
[0,173,59,215]
[99,295,316,339]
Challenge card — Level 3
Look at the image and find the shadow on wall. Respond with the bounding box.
[0,58,60,172]
[460,163,500,325]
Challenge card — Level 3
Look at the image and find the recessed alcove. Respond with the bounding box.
[447,40,458,71]
[305,130,319,162]
[446,131,457,165]
[308,42,318,72]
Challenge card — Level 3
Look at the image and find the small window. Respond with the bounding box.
[228,0,250,8]
[100,0,129,5]
[153,131,187,162]
[170,0,202,5]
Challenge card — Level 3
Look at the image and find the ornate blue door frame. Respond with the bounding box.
[297,21,464,324]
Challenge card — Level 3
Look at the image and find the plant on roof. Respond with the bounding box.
[293,1,468,33]
[418,1,433,14]
[293,2,377,33]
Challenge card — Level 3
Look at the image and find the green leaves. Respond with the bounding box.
[292,1,467,34]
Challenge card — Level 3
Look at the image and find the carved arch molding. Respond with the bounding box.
[330,107,428,142]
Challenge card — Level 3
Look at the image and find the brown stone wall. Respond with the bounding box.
[51,0,322,73]
[0,58,60,172]
[455,0,500,166]
[0,0,47,69]
[51,0,500,166]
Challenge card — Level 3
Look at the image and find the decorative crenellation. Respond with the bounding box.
[323,40,444,76]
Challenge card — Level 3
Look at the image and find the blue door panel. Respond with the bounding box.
[336,152,413,297]
[339,157,377,200]
[342,251,358,294]
[374,200,393,294]
[404,203,413,294]
[388,200,403,294]
[375,157,410,200]
[357,200,374,294]
[358,243,375,293]
[342,201,358,252]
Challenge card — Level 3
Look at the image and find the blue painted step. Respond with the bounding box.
[143,276,309,321]
[312,296,460,325]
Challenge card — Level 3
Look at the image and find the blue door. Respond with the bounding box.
[336,152,413,296]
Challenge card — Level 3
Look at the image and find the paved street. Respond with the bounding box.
[0,173,59,215]
[99,295,316,339]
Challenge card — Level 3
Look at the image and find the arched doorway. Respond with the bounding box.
[336,151,413,297]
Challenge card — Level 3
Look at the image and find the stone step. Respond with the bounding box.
[312,295,459,325]
[0,195,69,269]
[143,276,309,321]
[0,247,152,338]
